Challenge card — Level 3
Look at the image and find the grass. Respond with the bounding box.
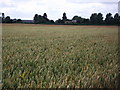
[2,24,119,88]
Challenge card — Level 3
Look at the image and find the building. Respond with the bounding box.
[65,20,78,24]
[22,20,34,23]
[65,20,72,24]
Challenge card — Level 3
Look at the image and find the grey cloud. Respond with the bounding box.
[1,0,118,20]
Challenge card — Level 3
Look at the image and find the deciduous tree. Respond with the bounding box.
[97,13,103,24]
[62,12,67,22]
[105,13,113,25]
[113,13,120,25]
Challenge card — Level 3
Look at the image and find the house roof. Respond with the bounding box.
[22,20,34,23]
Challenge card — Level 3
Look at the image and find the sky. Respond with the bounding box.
[0,0,119,20]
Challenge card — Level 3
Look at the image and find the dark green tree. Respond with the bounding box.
[17,19,22,23]
[13,18,17,23]
[82,19,89,24]
[38,15,43,23]
[43,13,47,19]
[72,16,83,23]
[72,16,78,20]
[42,15,49,24]
[105,13,113,25]
[55,19,63,24]
[34,14,39,24]
[34,13,50,24]
[97,13,103,24]
[113,13,119,25]
[2,13,5,23]
[90,13,98,24]
[2,13,5,19]
[5,16,11,23]
[49,20,54,24]
[62,12,67,22]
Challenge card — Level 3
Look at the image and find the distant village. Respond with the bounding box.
[1,12,120,25]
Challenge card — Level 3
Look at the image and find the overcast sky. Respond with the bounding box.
[0,0,119,20]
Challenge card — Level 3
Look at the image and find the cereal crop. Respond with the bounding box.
[2,24,119,88]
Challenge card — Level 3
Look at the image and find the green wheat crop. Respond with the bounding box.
[2,24,119,88]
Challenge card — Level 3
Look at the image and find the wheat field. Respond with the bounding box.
[2,24,119,88]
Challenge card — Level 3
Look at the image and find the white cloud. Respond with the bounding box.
[0,0,119,20]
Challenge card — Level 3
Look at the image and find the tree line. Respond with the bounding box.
[1,12,120,25]
[1,13,22,23]
[33,13,54,24]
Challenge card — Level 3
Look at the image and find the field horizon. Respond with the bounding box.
[2,23,120,27]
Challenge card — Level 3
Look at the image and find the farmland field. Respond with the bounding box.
[2,24,119,88]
